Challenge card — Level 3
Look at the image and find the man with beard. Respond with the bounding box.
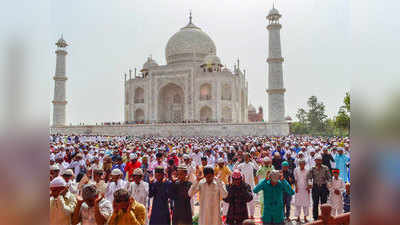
[125,153,141,180]
[149,166,172,225]
[50,177,77,225]
[236,153,259,219]
[223,170,253,225]
[189,166,228,225]
[72,184,113,225]
[170,166,193,225]
[307,154,332,221]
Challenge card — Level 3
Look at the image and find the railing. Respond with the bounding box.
[305,204,350,225]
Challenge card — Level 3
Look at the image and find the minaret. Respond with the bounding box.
[266,5,286,122]
[52,35,68,126]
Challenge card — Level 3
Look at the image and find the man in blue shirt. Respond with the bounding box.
[334,148,350,182]
[111,156,126,179]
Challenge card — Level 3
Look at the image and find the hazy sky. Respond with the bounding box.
[47,0,353,124]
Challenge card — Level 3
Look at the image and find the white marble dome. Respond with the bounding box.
[248,104,256,112]
[142,57,158,70]
[165,21,216,65]
[269,7,279,15]
[203,53,221,65]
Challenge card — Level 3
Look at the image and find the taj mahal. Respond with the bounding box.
[50,6,290,136]
[125,13,248,124]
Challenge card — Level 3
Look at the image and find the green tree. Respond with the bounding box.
[306,96,328,133]
[296,108,308,124]
[335,92,350,131]
[344,92,350,112]
[292,108,308,134]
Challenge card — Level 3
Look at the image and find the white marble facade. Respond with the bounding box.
[52,36,68,126]
[266,6,286,122]
[125,16,248,123]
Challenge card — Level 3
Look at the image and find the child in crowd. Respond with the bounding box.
[343,182,351,213]
[328,169,345,216]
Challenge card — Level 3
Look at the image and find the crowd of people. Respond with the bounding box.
[49,135,350,225]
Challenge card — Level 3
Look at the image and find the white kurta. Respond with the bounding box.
[105,179,127,202]
[236,161,258,188]
[328,178,345,212]
[188,178,228,225]
[67,180,79,195]
[49,192,76,225]
[294,167,310,206]
[127,181,149,208]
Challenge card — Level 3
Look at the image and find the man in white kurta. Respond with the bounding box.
[235,153,259,218]
[127,168,149,225]
[293,159,310,223]
[188,166,228,225]
[328,169,345,216]
[127,168,149,208]
[105,168,127,202]
[49,177,77,225]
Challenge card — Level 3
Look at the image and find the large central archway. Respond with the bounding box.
[158,83,184,122]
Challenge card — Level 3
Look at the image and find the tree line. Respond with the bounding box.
[290,92,350,136]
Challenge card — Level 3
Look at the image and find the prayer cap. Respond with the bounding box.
[133,168,143,175]
[183,154,190,159]
[50,165,60,171]
[177,166,188,171]
[315,154,323,160]
[298,159,306,164]
[50,176,66,188]
[232,170,242,179]
[217,158,225,163]
[111,168,122,176]
[130,153,137,159]
[62,169,74,176]
[263,157,271,162]
[281,161,289,167]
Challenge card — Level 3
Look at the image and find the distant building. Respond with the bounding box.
[248,104,264,122]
